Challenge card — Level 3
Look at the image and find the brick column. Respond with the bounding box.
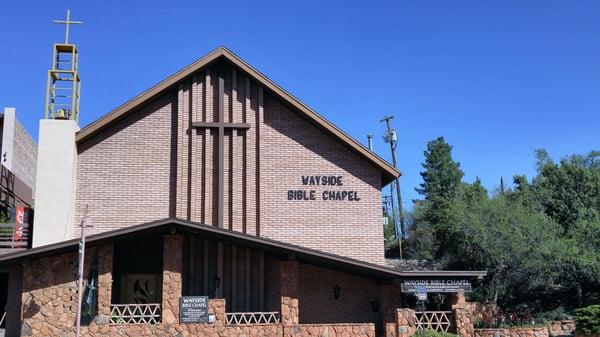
[162,234,183,324]
[395,308,417,337]
[454,307,475,337]
[96,244,113,326]
[280,260,299,325]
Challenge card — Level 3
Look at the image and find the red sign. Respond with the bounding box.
[13,207,29,241]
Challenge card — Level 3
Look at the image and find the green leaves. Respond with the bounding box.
[408,140,600,310]
[574,305,600,335]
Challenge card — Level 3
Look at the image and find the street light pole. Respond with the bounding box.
[75,206,92,337]
[380,115,405,259]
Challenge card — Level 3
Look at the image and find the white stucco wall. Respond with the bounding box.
[32,120,78,247]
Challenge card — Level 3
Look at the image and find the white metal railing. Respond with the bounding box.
[226,312,280,325]
[110,304,162,325]
[415,311,453,332]
[0,223,30,253]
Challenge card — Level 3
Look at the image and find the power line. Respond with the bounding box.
[396,138,535,157]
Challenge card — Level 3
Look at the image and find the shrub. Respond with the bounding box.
[575,305,600,335]
[413,329,459,337]
[536,307,573,323]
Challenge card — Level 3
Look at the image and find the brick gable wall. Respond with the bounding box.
[75,60,384,264]
[75,92,176,236]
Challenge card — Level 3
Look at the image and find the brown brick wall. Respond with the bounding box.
[261,94,384,264]
[13,119,37,191]
[297,263,380,324]
[75,92,176,236]
[75,60,385,264]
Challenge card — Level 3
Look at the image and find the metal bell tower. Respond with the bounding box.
[44,10,82,122]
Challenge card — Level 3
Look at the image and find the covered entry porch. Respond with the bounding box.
[0,218,485,337]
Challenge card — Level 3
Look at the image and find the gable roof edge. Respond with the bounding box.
[75,47,401,184]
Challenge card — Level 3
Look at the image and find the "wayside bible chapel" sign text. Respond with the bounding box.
[287,175,361,202]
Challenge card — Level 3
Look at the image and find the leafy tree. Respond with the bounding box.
[534,150,600,233]
[406,140,600,311]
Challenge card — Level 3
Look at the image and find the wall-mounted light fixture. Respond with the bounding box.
[213,276,221,297]
[333,284,341,300]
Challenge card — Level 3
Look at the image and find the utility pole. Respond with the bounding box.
[76,206,92,337]
[380,115,405,259]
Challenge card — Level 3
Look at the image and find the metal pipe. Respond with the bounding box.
[75,206,91,337]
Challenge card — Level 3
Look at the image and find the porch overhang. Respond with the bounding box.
[0,218,487,281]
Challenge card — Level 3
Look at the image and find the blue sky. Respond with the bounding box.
[1,1,599,208]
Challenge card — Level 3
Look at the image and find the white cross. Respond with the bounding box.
[53,9,83,44]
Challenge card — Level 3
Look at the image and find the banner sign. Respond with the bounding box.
[180,296,209,323]
[401,279,472,293]
[13,207,30,241]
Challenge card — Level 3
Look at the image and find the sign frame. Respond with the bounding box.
[179,296,209,324]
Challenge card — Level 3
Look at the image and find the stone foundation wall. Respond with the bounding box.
[455,307,475,337]
[475,327,549,337]
[548,320,575,336]
[285,323,376,337]
[19,236,377,337]
[387,308,416,337]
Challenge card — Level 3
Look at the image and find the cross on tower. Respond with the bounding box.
[191,76,250,228]
[53,9,83,44]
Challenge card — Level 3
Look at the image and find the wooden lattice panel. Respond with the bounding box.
[110,304,162,325]
[415,311,453,332]
[226,312,280,325]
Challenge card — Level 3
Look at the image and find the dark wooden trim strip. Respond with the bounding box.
[218,77,225,228]
[191,122,250,129]
[203,238,209,294]
[231,245,237,312]
[75,47,401,185]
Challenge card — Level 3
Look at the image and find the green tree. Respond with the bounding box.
[414,137,464,258]
[534,150,600,233]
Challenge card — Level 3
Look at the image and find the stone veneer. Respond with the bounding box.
[549,320,576,336]
[474,328,549,337]
[385,308,417,337]
[18,235,377,337]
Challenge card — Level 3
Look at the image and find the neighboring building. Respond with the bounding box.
[0,47,485,337]
[1,107,37,193]
[0,107,37,251]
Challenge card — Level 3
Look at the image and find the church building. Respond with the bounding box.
[0,45,485,337]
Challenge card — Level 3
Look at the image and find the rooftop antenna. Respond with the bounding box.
[44,9,82,122]
[380,115,405,259]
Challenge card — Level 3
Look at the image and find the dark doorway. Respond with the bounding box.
[112,234,163,305]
